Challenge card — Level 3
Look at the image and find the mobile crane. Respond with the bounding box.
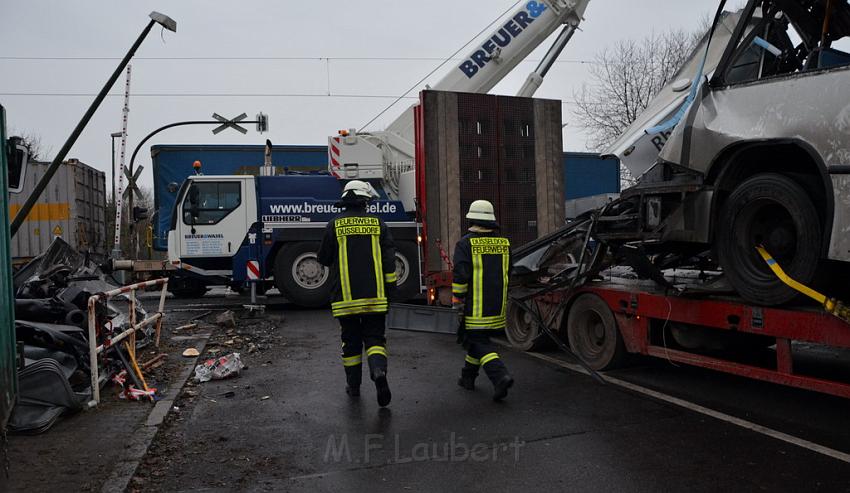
[327,0,589,199]
[166,0,591,305]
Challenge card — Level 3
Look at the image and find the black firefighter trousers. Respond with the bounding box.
[461,330,509,384]
[338,313,388,389]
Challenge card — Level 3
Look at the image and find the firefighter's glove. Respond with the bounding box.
[386,283,401,303]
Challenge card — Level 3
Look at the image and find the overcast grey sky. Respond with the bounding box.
[1,0,734,190]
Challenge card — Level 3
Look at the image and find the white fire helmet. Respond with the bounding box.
[341,180,378,200]
[466,199,496,222]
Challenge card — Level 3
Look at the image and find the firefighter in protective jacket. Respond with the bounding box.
[318,180,397,407]
[452,199,514,401]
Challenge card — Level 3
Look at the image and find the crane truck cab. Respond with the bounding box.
[167,173,421,305]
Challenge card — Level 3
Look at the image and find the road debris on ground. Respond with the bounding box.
[215,310,237,329]
[194,353,245,383]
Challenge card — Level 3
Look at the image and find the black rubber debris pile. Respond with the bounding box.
[9,238,152,434]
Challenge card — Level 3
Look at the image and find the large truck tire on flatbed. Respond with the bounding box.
[505,302,548,352]
[566,293,627,371]
[715,173,822,306]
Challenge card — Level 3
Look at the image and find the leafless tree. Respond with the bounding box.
[573,29,701,153]
[10,130,51,161]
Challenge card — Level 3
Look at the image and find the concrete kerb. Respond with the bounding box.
[100,333,211,493]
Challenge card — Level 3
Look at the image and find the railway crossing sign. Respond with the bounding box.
[212,113,249,135]
[122,165,144,198]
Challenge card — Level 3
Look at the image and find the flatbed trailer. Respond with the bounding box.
[522,276,850,399]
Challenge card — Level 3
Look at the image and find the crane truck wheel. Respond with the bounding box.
[168,276,208,299]
[274,242,330,308]
[506,302,551,351]
[393,241,420,301]
[567,293,626,371]
[715,173,821,306]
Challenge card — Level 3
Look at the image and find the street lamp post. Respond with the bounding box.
[10,11,177,237]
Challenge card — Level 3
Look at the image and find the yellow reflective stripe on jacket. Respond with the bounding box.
[452,283,468,295]
[501,249,509,318]
[479,352,500,365]
[333,297,388,310]
[464,314,506,329]
[384,271,397,283]
[342,354,362,367]
[465,355,480,366]
[465,314,506,324]
[366,345,387,357]
[472,252,483,317]
[332,304,389,317]
[338,235,352,301]
[371,235,385,298]
[332,297,389,317]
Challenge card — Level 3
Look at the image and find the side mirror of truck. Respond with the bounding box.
[188,184,200,218]
[187,184,200,234]
[6,137,28,193]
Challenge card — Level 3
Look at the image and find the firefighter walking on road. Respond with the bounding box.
[452,199,514,401]
[318,180,398,407]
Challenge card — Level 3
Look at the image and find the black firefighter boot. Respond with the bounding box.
[457,362,479,391]
[483,359,514,402]
[345,365,362,398]
[368,353,392,407]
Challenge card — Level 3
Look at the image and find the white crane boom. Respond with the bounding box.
[328,0,590,202]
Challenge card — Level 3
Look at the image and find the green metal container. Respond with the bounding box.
[0,105,18,428]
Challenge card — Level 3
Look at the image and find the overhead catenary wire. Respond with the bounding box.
[0,92,422,99]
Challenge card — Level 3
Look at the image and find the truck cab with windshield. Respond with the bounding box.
[167,174,419,305]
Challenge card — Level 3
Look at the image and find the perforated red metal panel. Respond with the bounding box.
[456,93,500,234]
[496,96,537,246]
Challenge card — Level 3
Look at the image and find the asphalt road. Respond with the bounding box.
[131,293,850,492]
